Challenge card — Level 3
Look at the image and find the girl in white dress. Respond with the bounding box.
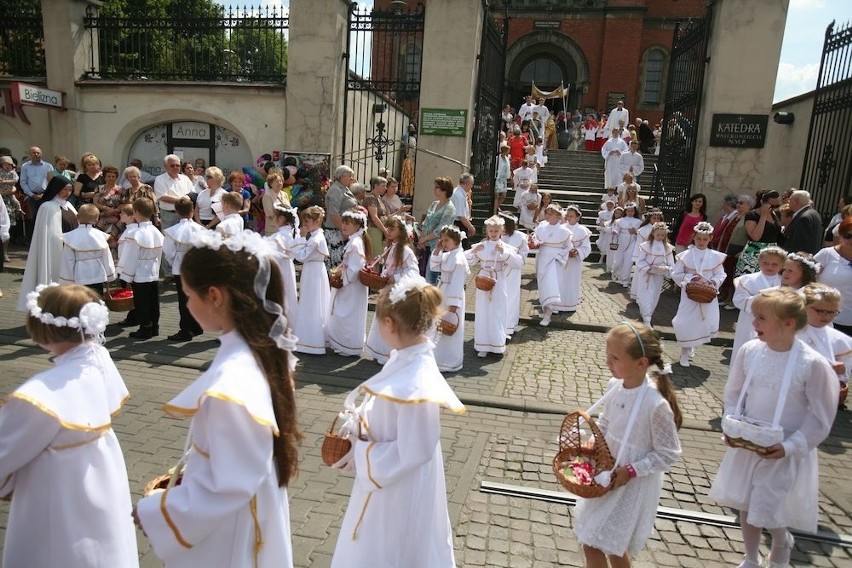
[604,206,624,275]
[730,246,786,360]
[1,284,138,568]
[574,322,682,565]
[292,206,331,354]
[268,206,300,329]
[799,284,852,402]
[500,213,529,336]
[596,200,615,266]
[629,209,664,300]
[331,277,465,567]
[555,204,592,313]
[327,209,371,356]
[364,215,421,364]
[430,225,469,372]
[136,230,300,568]
[709,289,838,568]
[534,204,572,326]
[671,221,726,367]
[612,203,642,286]
[466,215,523,356]
[634,222,675,327]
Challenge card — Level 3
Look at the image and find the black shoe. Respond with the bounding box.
[129,326,155,340]
[116,317,139,327]
[152,326,159,336]
[168,330,194,342]
[191,330,204,337]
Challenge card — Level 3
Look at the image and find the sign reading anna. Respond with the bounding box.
[12,82,64,110]
[421,108,467,137]
[710,114,768,148]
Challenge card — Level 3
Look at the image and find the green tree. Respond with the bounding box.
[0,0,46,78]
[229,18,288,82]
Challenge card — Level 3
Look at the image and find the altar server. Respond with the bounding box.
[59,204,115,296]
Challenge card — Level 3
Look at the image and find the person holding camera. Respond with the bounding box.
[735,189,782,276]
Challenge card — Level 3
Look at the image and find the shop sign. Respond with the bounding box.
[12,82,64,110]
[710,114,768,148]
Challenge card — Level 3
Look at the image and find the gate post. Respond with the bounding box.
[285,0,350,155]
[412,0,485,217]
[690,0,788,213]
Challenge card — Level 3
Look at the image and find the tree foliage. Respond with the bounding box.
[0,0,46,78]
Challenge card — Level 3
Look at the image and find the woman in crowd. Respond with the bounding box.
[508,126,527,171]
[74,153,103,206]
[195,166,228,230]
[324,165,359,268]
[261,171,291,236]
[735,190,782,276]
[93,165,127,251]
[363,176,390,259]
[124,165,159,227]
[815,216,852,336]
[823,194,851,246]
[417,177,457,284]
[183,160,206,193]
[719,194,754,306]
[672,193,708,253]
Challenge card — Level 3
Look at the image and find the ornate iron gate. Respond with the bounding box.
[651,4,714,222]
[342,2,425,184]
[800,20,852,220]
[470,5,507,216]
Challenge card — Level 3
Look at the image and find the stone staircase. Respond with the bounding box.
[472,149,658,261]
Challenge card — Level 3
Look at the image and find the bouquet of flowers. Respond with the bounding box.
[564,456,595,486]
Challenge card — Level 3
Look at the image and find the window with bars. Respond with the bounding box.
[642,49,666,105]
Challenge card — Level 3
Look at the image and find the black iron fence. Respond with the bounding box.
[83,5,288,83]
[0,1,46,79]
[800,20,852,220]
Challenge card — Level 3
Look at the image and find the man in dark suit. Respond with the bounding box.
[782,189,823,254]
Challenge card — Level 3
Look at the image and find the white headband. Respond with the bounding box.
[389,273,428,306]
[26,284,109,342]
[693,221,714,235]
[787,252,821,273]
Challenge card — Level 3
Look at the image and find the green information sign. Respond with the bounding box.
[420,108,467,137]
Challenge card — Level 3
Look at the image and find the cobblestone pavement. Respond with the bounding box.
[0,261,850,567]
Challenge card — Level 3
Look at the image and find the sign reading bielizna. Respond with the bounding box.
[709,114,768,148]
[12,82,65,110]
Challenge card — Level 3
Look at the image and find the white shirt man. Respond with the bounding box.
[619,141,645,179]
[518,97,536,122]
[533,98,550,123]
[608,102,630,136]
[153,154,194,228]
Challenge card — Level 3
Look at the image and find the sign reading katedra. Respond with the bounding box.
[12,82,65,110]
[709,114,768,148]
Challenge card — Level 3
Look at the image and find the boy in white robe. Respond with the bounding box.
[331,276,465,567]
[59,204,115,297]
[119,197,164,340]
[163,196,207,342]
[2,284,138,568]
[115,203,140,327]
[430,225,469,372]
[534,204,572,326]
[215,191,245,238]
[555,205,592,313]
[671,221,726,367]
[466,216,523,356]
[596,200,615,264]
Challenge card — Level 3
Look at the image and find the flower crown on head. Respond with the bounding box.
[651,221,670,232]
[787,252,822,273]
[693,221,714,235]
[564,204,582,216]
[623,201,638,210]
[389,273,428,306]
[484,216,505,227]
[26,284,110,339]
[498,211,517,223]
[342,209,368,225]
[440,224,466,240]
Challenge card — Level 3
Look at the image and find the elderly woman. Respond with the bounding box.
[93,165,128,250]
[364,176,390,257]
[324,165,359,267]
[261,171,291,235]
[195,167,228,229]
[417,176,457,284]
[124,165,159,226]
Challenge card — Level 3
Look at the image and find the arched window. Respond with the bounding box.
[520,57,563,86]
[642,48,667,105]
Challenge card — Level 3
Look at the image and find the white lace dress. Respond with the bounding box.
[709,340,838,532]
[573,378,682,557]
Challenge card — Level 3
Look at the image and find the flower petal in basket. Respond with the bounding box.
[722,415,784,449]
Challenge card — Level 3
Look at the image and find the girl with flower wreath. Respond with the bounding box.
[671,221,726,367]
[0,284,138,567]
[573,322,682,567]
[327,209,372,356]
[633,222,676,328]
[430,225,470,372]
[267,206,300,329]
[330,275,465,567]
[134,229,300,567]
[291,205,331,355]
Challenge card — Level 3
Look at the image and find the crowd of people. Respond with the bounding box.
[0,120,850,568]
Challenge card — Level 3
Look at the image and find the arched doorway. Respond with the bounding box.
[506,31,589,117]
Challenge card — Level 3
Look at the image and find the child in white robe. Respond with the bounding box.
[671,221,726,367]
[135,229,299,568]
[120,197,164,340]
[59,204,115,297]
[634,222,675,327]
[214,191,245,238]
[518,183,542,230]
[364,215,421,364]
[612,203,642,286]
[163,196,207,342]
[574,322,682,565]
[467,215,523,356]
[511,160,536,208]
[709,289,838,568]
[534,136,548,167]
[115,204,140,327]
[629,209,664,300]
[799,284,852,404]
[291,205,330,354]
[534,204,572,326]
[555,205,591,313]
[1,284,138,568]
[500,213,529,336]
[604,206,623,274]
[730,247,786,360]
[331,276,465,567]
[327,210,371,356]
[430,225,469,372]
[596,200,615,265]
[267,206,300,329]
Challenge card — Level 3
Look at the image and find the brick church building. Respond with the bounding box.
[374,0,708,124]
